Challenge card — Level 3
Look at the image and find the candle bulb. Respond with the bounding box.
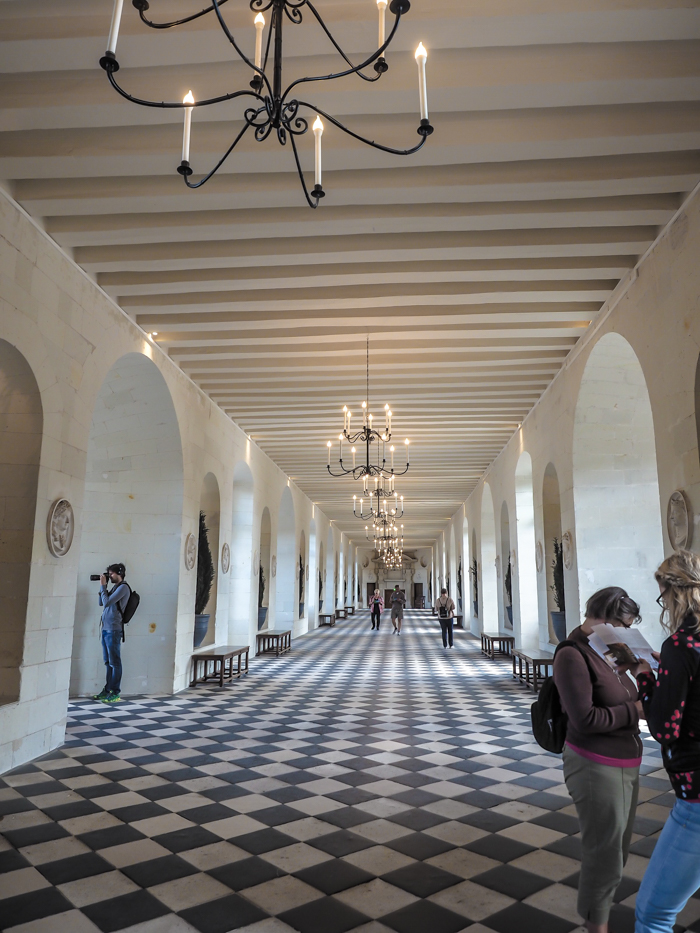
[254,12,265,69]
[106,0,124,55]
[327,440,332,465]
[313,115,324,187]
[343,405,348,431]
[182,90,195,163]
[352,447,356,469]
[390,444,395,469]
[338,432,343,461]
[377,0,387,47]
[415,43,429,121]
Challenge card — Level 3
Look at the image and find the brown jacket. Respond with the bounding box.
[553,626,642,760]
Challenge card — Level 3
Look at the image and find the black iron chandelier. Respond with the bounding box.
[354,489,404,523]
[368,516,404,555]
[99,0,433,207]
[327,336,410,495]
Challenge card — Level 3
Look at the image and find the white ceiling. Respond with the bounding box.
[2,0,699,546]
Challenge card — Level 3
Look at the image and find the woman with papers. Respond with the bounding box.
[629,550,700,933]
[553,587,644,933]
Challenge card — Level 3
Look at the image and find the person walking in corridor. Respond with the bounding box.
[93,563,130,704]
[553,586,644,933]
[391,585,406,635]
[436,588,456,648]
[370,589,383,630]
[630,550,700,933]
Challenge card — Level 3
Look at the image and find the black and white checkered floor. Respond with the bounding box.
[0,611,694,933]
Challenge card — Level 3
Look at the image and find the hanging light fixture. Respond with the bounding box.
[327,336,410,502]
[99,0,434,208]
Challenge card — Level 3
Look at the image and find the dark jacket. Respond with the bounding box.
[637,618,700,800]
[553,625,641,760]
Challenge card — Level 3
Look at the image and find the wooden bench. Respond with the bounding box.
[513,649,554,692]
[345,605,355,616]
[453,615,464,629]
[481,632,516,659]
[190,645,249,687]
[256,630,291,657]
[318,612,336,627]
[335,608,348,620]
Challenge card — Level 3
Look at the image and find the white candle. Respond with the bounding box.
[415,43,428,121]
[352,447,356,469]
[327,440,332,465]
[377,0,387,47]
[182,90,194,162]
[313,115,324,187]
[343,405,348,431]
[107,0,124,55]
[390,445,395,469]
[254,12,265,69]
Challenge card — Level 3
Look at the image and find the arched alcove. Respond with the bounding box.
[318,540,324,611]
[275,487,296,626]
[543,463,564,643]
[72,353,184,696]
[259,507,271,630]
[299,528,306,620]
[230,461,255,645]
[573,333,664,646]
[470,528,478,624]
[461,520,470,616]
[515,451,539,647]
[198,473,220,648]
[308,518,317,626]
[500,501,513,630]
[326,528,335,609]
[0,340,43,706]
[449,525,457,600]
[480,484,498,633]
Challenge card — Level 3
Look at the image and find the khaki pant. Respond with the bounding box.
[562,745,639,925]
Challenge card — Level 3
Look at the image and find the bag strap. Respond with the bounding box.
[553,637,595,680]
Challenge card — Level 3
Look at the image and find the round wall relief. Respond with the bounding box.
[47,499,74,557]
[420,556,428,568]
[535,540,544,573]
[668,489,693,550]
[362,556,370,568]
[271,555,277,578]
[184,532,197,570]
[562,531,574,570]
[221,543,230,574]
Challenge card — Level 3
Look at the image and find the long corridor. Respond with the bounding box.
[0,613,682,933]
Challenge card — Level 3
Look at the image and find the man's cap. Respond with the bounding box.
[107,563,126,578]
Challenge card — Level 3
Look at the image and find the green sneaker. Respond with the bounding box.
[92,690,108,700]
[103,693,121,703]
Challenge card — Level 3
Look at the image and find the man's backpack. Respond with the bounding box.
[118,583,140,641]
[530,639,592,753]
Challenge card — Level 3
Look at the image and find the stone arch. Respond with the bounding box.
[275,487,296,626]
[318,539,325,611]
[308,518,317,627]
[0,340,43,706]
[573,332,664,646]
[500,501,513,630]
[480,483,498,633]
[515,451,539,647]
[259,507,272,630]
[470,528,478,625]
[72,352,184,696]
[230,461,255,645]
[326,527,335,608]
[198,472,220,648]
[543,462,564,642]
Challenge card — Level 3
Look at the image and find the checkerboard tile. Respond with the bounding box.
[0,611,679,932]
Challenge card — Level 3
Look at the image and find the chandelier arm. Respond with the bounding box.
[133,0,233,29]
[182,117,257,189]
[295,101,428,156]
[302,2,383,83]
[105,67,263,110]
[281,8,402,97]
[210,0,274,100]
[288,129,321,208]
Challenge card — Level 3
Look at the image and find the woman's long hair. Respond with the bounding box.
[655,549,700,635]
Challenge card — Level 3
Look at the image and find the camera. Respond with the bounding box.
[90,570,108,582]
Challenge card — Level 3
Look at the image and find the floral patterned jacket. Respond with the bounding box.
[637,618,700,800]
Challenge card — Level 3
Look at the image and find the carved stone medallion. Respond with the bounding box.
[184,532,197,570]
[562,531,574,570]
[47,498,74,557]
[271,555,277,578]
[668,489,693,550]
[535,540,544,573]
[221,543,230,574]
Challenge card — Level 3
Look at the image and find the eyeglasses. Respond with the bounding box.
[656,588,670,608]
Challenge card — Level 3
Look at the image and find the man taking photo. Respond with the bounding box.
[93,563,129,703]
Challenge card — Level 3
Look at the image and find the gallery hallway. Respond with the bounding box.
[0,612,684,933]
